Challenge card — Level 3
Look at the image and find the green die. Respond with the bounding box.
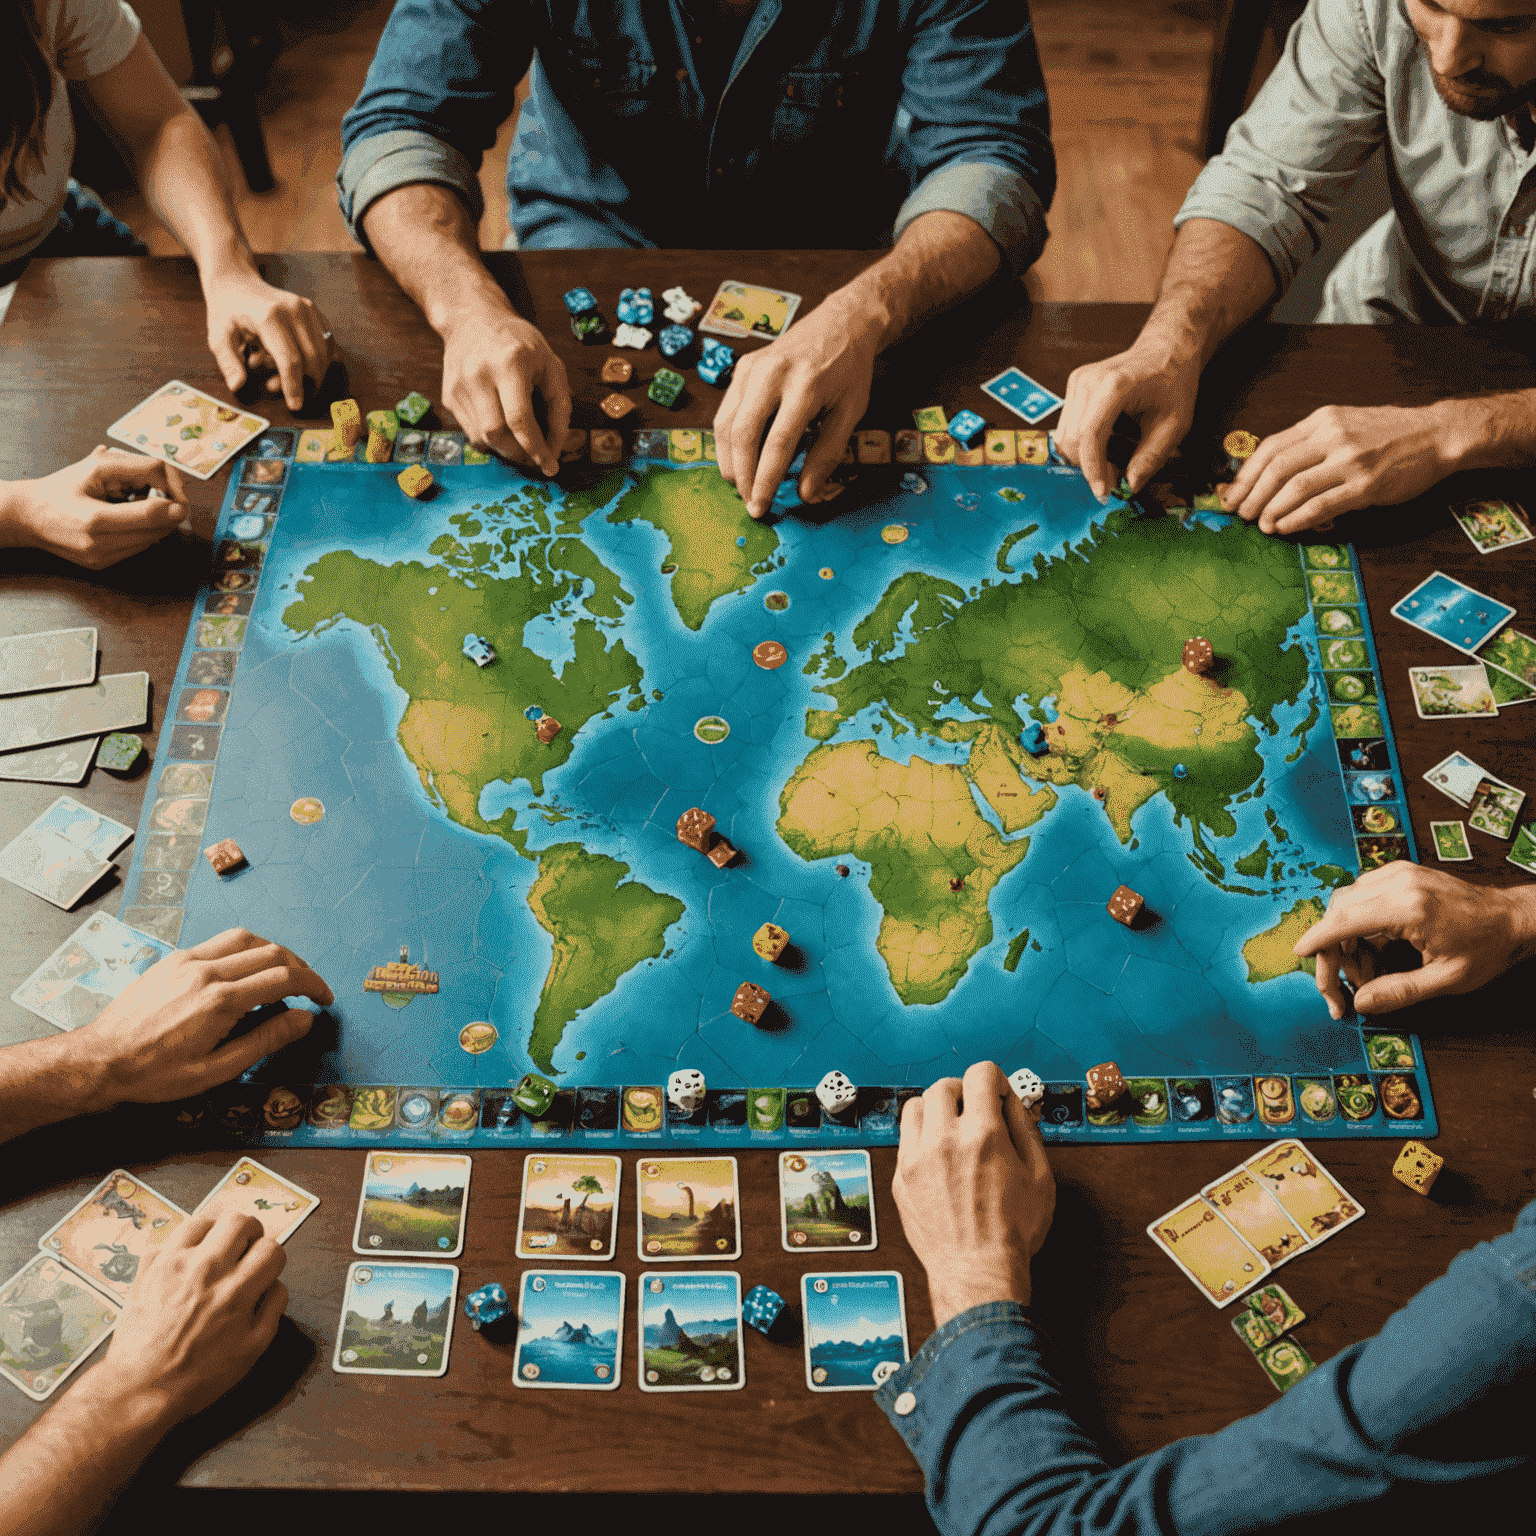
[396,391,432,426]
[366,408,400,442]
[647,368,685,409]
[96,733,143,773]
[512,1072,557,1117]
[462,445,491,465]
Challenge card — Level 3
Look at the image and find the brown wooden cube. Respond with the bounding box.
[677,807,715,852]
[1391,1140,1444,1196]
[705,837,738,868]
[203,838,246,876]
[600,357,634,386]
[856,429,892,465]
[731,981,771,1023]
[600,392,637,419]
[1107,884,1144,926]
[590,428,624,464]
[1183,636,1215,675]
[1085,1060,1126,1107]
[536,716,561,744]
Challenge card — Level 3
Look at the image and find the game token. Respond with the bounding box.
[752,640,787,669]
[459,1020,498,1053]
[397,464,435,499]
[600,356,634,386]
[95,732,143,773]
[202,837,245,875]
[562,287,597,316]
[331,398,362,449]
[742,1282,789,1338]
[365,429,393,463]
[617,287,654,326]
[464,1280,512,1334]
[600,392,637,419]
[857,429,892,464]
[1391,1140,1444,1195]
[752,922,789,961]
[648,367,685,408]
[614,323,652,349]
[661,286,699,323]
[396,391,431,426]
[571,311,609,344]
[731,981,770,1023]
[880,524,909,544]
[1106,886,1144,926]
[947,409,986,448]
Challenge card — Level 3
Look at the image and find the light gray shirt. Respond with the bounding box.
[1177,0,1536,323]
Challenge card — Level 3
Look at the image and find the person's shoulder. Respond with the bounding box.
[44,0,142,82]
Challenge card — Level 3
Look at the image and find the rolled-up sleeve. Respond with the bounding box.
[891,0,1055,274]
[55,0,141,79]
[1175,0,1385,293]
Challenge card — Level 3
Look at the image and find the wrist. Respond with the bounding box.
[926,1269,1033,1330]
[1502,886,1536,966]
[1425,394,1510,474]
[428,268,517,345]
[72,1373,179,1443]
[196,238,259,290]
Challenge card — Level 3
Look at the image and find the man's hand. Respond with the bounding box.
[1294,862,1536,1017]
[0,447,189,570]
[77,928,333,1107]
[1219,402,1452,534]
[439,305,571,477]
[202,270,336,413]
[892,1060,1055,1329]
[713,295,881,518]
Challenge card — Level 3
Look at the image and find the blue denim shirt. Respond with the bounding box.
[878,1200,1536,1533]
[336,0,1053,272]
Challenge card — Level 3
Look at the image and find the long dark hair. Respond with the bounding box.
[1,1,54,204]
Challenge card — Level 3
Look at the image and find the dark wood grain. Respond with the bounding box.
[0,256,1532,1492]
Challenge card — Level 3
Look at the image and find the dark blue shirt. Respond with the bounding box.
[337,0,1054,271]
[877,1201,1536,1533]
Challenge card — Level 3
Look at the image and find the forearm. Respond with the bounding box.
[0,1033,111,1142]
[1135,218,1276,371]
[0,478,35,548]
[1431,389,1536,474]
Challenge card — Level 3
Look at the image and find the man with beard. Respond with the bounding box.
[1056,0,1536,534]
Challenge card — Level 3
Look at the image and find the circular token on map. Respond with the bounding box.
[460,1021,498,1054]
[764,590,790,611]
[693,716,731,744]
[752,641,788,670]
[880,524,909,544]
[819,567,834,579]
[290,796,325,825]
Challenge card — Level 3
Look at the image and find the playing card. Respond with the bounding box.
[1468,776,1526,839]
[801,1271,909,1391]
[516,1153,620,1261]
[11,912,172,1031]
[1423,750,1486,806]
[195,1157,319,1244]
[1488,666,1536,706]
[513,1271,624,1390]
[779,1150,877,1252]
[1449,497,1533,554]
[1430,820,1473,861]
[333,1261,457,1377]
[0,792,134,909]
[0,1253,119,1401]
[1201,1167,1311,1268]
[636,1156,741,1261]
[1242,1282,1305,1341]
[980,366,1065,425]
[1508,822,1536,874]
[0,739,101,785]
[0,671,148,755]
[638,1271,744,1392]
[1477,626,1536,690]
[37,1171,188,1301]
[1244,1141,1364,1246]
[1408,663,1498,719]
[1254,1336,1317,1393]
[0,628,97,696]
[698,280,801,340]
[107,381,268,481]
[1390,571,1515,655]
[1147,1194,1270,1306]
[352,1151,471,1257]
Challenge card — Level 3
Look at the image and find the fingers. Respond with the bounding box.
[920,1076,962,1148]
[208,327,249,396]
[1354,956,1465,1014]
[494,373,558,476]
[959,1060,1007,1128]
[251,321,307,416]
[748,397,816,517]
[228,1228,286,1309]
[1270,487,1354,537]
[1293,890,1402,956]
[1124,410,1186,494]
[253,1278,289,1343]
[712,386,742,491]
[798,396,865,504]
[897,1090,925,1163]
[537,352,573,462]
[1310,943,1352,1020]
[185,927,285,962]
[205,937,323,991]
[203,1006,317,1081]
[190,1212,269,1281]
[220,959,334,1017]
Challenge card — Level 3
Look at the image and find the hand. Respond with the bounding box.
[1219,402,1450,534]
[713,295,879,519]
[0,446,189,570]
[439,303,571,476]
[892,1061,1055,1329]
[75,928,333,1107]
[1056,343,1202,499]
[202,269,335,412]
[1293,862,1536,1017]
[95,1213,286,1427]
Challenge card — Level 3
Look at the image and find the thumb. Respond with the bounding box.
[1352,956,1463,1015]
[1125,410,1187,493]
[204,1007,317,1083]
[208,327,248,394]
[800,398,863,501]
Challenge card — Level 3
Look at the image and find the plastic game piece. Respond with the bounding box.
[367,408,400,442]
[95,732,143,773]
[365,429,393,463]
[835,864,850,877]
[742,1283,787,1337]
[590,428,624,464]
[513,1072,557,1116]
[648,368,685,408]
[1107,885,1144,926]
[464,1280,512,1335]
[331,398,362,449]
[657,324,695,362]
[856,429,892,465]
[922,432,956,465]
[893,429,923,464]
[984,428,1017,465]
[677,807,715,851]
[397,464,435,499]
[1008,1068,1045,1109]
[572,311,610,344]
[1085,1061,1127,1108]
[1020,721,1049,756]
[948,409,986,449]
[668,1067,706,1113]
[1183,636,1215,675]
[203,837,246,875]
[816,1070,857,1116]
[1392,1140,1443,1195]
[600,356,634,386]
[696,337,736,387]
[536,715,562,744]
[752,922,789,962]
[563,287,598,316]
[912,405,948,432]
[662,286,699,323]
[705,837,737,868]
[396,391,431,426]
[1173,763,1188,779]
[731,981,771,1024]
[617,286,654,327]
[1224,428,1260,476]
[613,323,652,349]
[600,392,638,420]
[559,429,588,463]
[462,633,496,667]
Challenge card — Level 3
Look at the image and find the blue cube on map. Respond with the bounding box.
[657,324,695,362]
[742,1284,786,1336]
[563,287,598,316]
[697,338,735,387]
[617,286,654,326]
[948,409,986,449]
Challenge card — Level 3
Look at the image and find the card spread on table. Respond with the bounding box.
[1244,1141,1365,1242]
[0,739,102,786]
[1201,1166,1311,1268]
[332,1261,457,1377]
[352,1151,471,1258]
[107,381,268,481]
[195,1157,319,1245]
[801,1271,909,1391]
[638,1271,744,1392]
[698,280,801,339]
[0,671,148,754]
[1449,497,1533,553]
[1407,663,1498,719]
[1231,1283,1305,1352]
[980,366,1065,425]
[1468,775,1526,840]
[779,1149,877,1252]
[1509,822,1536,874]
[636,1156,741,1261]
[1478,626,1536,689]
[516,1153,620,1261]
[0,1253,119,1401]
[1423,750,1487,807]
[0,795,135,909]
[513,1270,624,1390]
[1147,1194,1270,1305]
[11,912,172,1032]
[37,1171,188,1301]
[1431,820,1473,862]
[0,628,97,696]
[1390,571,1515,655]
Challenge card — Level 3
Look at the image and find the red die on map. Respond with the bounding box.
[203,838,246,876]
[677,807,715,852]
[1107,884,1144,926]
[536,716,562,744]
[1182,636,1215,675]
[731,981,771,1024]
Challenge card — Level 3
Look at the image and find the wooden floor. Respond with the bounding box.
[104,0,1216,304]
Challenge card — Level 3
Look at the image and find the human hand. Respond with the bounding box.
[439,302,571,476]
[75,928,333,1107]
[892,1060,1055,1329]
[1218,403,1451,535]
[202,269,335,412]
[1293,862,1536,1017]
[0,446,189,570]
[713,295,879,519]
[1056,343,1202,499]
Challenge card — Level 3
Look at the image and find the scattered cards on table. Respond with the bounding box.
[0,739,102,787]
[0,671,148,755]
[1423,751,1486,806]
[352,1152,471,1258]
[779,1149,877,1252]
[980,366,1065,425]
[1407,663,1497,719]
[0,1254,119,1401]
[636,1156,741,1261]
[1430,820,1473,862]
[638,1271,744,1392]
[1449,497,1532,554]
[698,280,801,340]
[333,1261,457,1377]
[516,1153,620,1261]
[37,1170,188,1302]
[513,1270,624,1390]
[1468,776,1526,840]
[195,1157,319,1245]
[0,795,135,910]
[11,912,171,1031]
[1509,823,1536,874]
[107,380,268,481]
[1478,626,1536,702]
[1390,571,1514,656]
[801,1271,909,1391]
[0,628,97,696]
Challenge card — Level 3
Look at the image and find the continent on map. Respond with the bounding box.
[1243,898,1325,982]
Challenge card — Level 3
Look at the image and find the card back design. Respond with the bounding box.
[516,1153,620,1260]
[637,1157,741,1261]
[513,1271,624,1390]
[352,1152,471,1257]
[779,1150,877,1251]
[333,1261,457,1376]
[639,1271,744,1391]
[801,1271,909,1391]
[37,1171,188,1301]
[0,1253,119,1401]
[195,1157,319,1244]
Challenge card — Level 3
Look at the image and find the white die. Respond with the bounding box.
[668,1068,706,1112]
[816,1069,857,1115]
[1008,1068,1044,1109]
[613,323,652,349]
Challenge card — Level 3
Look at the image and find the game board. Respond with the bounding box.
[113,422,1435,1147]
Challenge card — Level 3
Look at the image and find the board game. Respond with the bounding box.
[112,419,1435,1147]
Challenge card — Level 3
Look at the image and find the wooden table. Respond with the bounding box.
[1,255,1532,1496]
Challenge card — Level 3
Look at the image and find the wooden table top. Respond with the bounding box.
[0,254,1531,1493]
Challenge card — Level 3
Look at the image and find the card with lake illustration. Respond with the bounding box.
[352,1152,471,1258]
[513,1270,624,1390]
[802,1271,909,1391]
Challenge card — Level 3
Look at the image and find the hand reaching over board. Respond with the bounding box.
[202,270,336,412]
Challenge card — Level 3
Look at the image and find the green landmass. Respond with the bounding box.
[606,463,778,629]
[526,844,685,1072]
[1003,930,1031,972]
[1234,840,1270,878]
[995,524,1040,574]
[1243,898,1326,982]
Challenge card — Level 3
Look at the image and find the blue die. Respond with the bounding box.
[657,324,696,362]
[697,337,736,388]
[948,408,986,449]
[742,1283,785,1336]
[464,1281,511,1332]
[617,286,654,326]
[562,287,597,317]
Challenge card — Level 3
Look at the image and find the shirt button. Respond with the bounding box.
[893,1391,917,1416]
